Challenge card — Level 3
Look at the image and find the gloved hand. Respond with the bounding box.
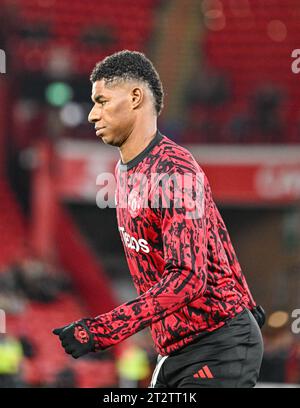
[53,318,96,359]
[251,305,266,329]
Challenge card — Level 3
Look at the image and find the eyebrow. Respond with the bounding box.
[91,94,106,103]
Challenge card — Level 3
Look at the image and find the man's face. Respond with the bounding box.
[88,79,136,147]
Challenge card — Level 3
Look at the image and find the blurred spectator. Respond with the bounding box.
[250,85,285,143]
[12,257,72,303]
[51,366,78,388]
[117,337,151,388]
[186,69,231,108]
[18,23,51,43]
[259,327,296,384]
[183,69,231,143]
[182,109,222,144]
[0,292,25,315]
[0,333,24,388]
[0,271,26,314]
[18,335,36,360]
[286,339,300,384]
[81,25,117,48]
[0,257,72,307]
[227,112,253,144]
[0,0,21,48]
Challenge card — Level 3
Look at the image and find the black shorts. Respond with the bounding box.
[149,308,264,388]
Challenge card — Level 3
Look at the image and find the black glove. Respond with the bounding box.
[53,318,95,359]
[251,305,266,329]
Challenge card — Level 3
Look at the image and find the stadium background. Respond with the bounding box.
[0,0,300,387]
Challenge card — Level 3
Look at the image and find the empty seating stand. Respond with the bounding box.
[10,0,159,74]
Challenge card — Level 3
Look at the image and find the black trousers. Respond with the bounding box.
[150,308,264,388]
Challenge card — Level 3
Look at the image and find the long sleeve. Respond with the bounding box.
[87,168,208,351]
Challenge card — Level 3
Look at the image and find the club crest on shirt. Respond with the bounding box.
[128,189,143,218]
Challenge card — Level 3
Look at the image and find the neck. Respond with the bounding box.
[119,116,157,164]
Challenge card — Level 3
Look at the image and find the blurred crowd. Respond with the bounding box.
[0,257,72,387]
[0,257,72,310]
[0,257,158,388]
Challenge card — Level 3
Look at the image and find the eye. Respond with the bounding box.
[99,100,107,106]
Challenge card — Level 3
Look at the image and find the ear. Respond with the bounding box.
[131,87,144,110]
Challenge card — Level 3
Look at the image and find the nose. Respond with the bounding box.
[88,104,101,124]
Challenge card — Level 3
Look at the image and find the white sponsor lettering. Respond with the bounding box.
[118,227,150,253]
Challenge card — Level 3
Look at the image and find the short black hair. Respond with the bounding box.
[90,50,164,116]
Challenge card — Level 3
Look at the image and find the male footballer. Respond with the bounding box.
[53,50,264,388]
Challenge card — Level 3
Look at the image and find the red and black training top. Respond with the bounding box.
[88,130,256,356]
